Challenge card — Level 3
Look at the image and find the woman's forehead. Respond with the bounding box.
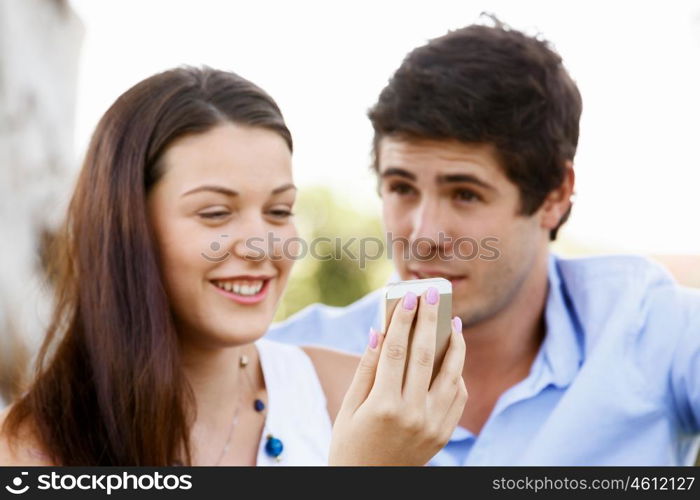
[158,124,293,193]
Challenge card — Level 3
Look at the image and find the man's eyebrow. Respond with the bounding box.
[181,185,238,197]
[437,173,495,191]
[380,168,495,191]
[380,167,417,181]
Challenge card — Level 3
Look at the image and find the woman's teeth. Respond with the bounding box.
[214,279,265,296]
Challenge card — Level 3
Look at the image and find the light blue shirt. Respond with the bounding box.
[267,254,700,465]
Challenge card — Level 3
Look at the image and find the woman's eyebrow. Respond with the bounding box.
[181,183,296,197]
[271,183,297,195]
[181,185,239,197]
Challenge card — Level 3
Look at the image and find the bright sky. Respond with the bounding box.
[69,0,700,254]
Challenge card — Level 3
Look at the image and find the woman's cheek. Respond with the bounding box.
[274,227,299,275]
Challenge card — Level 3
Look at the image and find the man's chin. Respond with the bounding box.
[452,299,498,330]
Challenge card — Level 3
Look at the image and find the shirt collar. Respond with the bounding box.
[488,255,584,417]
[541,253,585,389]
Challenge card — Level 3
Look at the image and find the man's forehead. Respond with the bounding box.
[377,137,504,177]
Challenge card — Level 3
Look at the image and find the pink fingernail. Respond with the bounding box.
[402,291,417,310]
[426,286,439,305]
[452,316,462,332]
[368,327,378,349]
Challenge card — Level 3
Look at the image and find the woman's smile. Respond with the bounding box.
[210,275,273,305]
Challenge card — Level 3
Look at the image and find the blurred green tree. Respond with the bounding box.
[275,186,392,321]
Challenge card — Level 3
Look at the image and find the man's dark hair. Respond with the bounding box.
[368,16,582,240]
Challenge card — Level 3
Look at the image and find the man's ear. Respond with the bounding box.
[540,161,575,232]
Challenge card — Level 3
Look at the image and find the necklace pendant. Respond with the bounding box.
[254,399,266,412]
[264,434,284,460]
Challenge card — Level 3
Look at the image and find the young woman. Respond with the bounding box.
[0,67,467,466]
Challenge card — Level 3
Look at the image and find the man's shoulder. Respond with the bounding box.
[273,288,382,326]
[555,253,700,357]
[643,280,700,332]
[267,289,383,353]
[555,253,699,310]
[552,254,699,407]
[555,253,675,288]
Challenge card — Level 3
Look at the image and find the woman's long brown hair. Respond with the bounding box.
[2,67,292,465]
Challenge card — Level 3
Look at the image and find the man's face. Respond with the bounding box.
[378,138,549,328]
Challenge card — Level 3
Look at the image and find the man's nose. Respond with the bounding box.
[409,199,448,257]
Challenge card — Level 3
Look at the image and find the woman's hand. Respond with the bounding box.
[329,287,467,466]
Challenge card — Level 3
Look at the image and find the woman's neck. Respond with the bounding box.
[181,338,263,417]
[179,338,265,465]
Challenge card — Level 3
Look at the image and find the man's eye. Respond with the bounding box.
[199,211,230,220]
[389,182,416,196]
[455,189,481,203]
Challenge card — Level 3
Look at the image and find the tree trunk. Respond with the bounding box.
[0,0,82,406]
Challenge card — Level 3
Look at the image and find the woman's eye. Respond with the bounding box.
[388,182,416,196]
[199,211,230,220]
[268,209,294,219]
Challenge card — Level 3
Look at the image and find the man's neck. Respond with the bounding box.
[463,252,550,383]
[457,252,550,434]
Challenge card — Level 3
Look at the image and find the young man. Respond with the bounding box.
[267,20,700,465]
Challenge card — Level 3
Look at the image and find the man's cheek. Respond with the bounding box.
[390,238,412,266]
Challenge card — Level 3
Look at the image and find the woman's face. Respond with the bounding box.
[147,123,297,348]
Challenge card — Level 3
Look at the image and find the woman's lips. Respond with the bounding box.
[210,279,271,305]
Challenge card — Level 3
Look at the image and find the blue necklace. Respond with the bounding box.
[240,354,284,462]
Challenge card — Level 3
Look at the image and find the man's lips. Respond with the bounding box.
[408,269,467,282]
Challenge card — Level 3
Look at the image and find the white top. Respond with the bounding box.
[254,338,332,466]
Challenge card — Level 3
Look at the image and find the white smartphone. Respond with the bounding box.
[381,277,453,380]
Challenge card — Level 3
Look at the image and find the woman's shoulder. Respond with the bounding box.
[300,345,360,380]
[0,406,54,466]
[255,338,360,422]
[300,346,360,422]
[257,338,358,376]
